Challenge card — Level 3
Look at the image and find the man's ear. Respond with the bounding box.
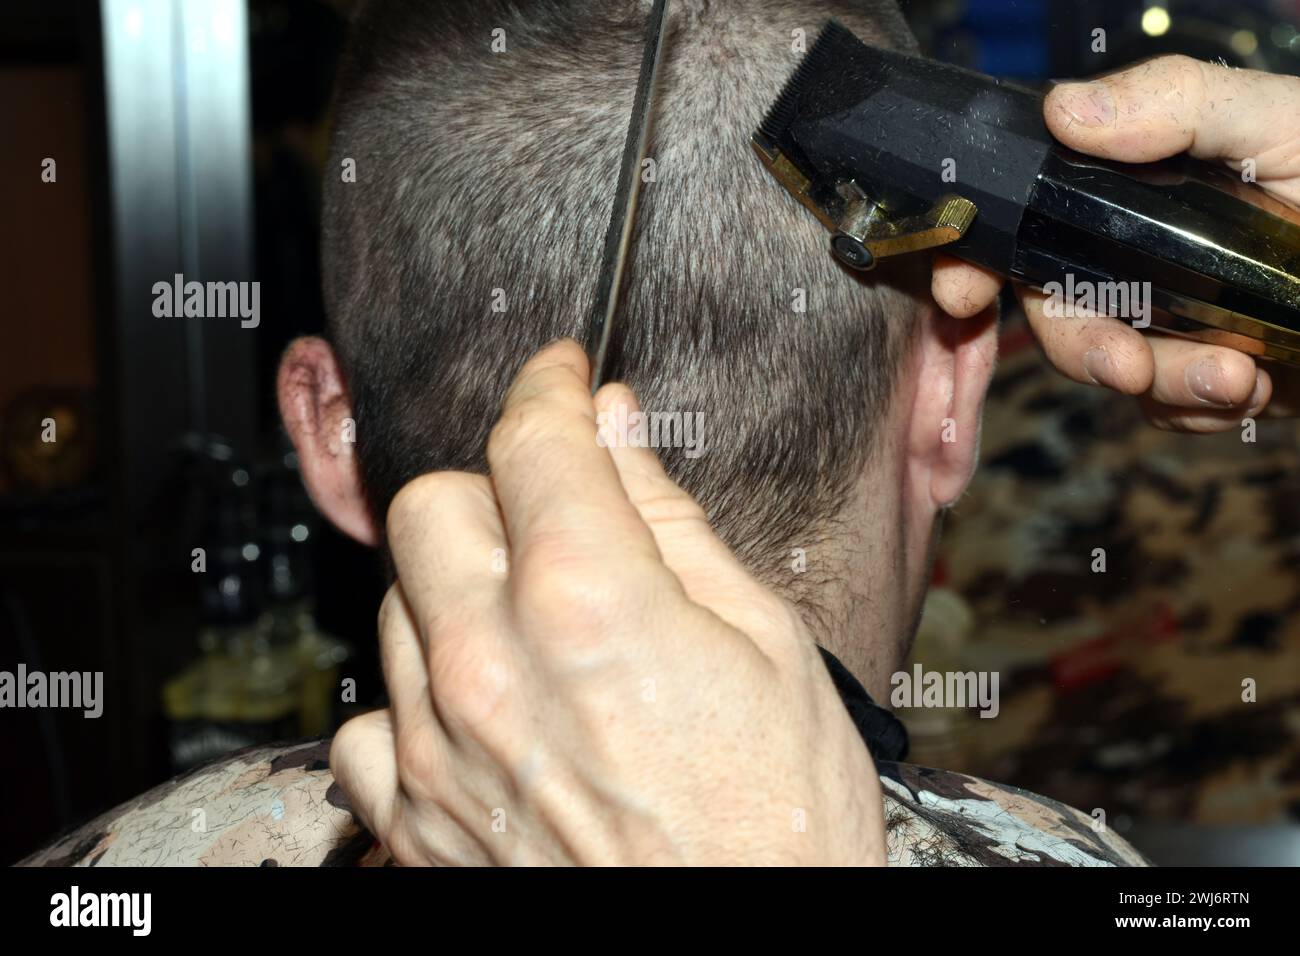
[905,303,999,510]
[277,336,380,547]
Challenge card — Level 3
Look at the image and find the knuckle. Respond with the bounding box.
[487,401,558,468]
[488,390,595,474]
[394,724,444,800]
[1158,54,1209,102]
[512,546,632,637]
[1161,53,1203,79]
[329,717,363,767]
[330,710,387,774]
[387,472,446,537]
[427,635,514,730]
[386,471,488,544]
[388,471,442,515]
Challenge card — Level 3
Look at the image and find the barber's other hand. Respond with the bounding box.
[330,340,887,866]
[932,55,1300,428]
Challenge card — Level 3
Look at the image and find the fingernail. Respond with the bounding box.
[1082,346,1113,386]
[1246,370,1267,413]
[595,382,641,415]
[1052,82,1115,127]
[1185,358,1234,407]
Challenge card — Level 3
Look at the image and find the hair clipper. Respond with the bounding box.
[753,21,1300,369]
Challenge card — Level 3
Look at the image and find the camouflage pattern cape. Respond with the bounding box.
[20,738,1146,867]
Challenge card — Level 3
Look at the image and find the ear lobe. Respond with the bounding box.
[277,336,380,547]
[908,304,999,509]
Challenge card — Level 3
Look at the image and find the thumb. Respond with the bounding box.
[330,709,399,840]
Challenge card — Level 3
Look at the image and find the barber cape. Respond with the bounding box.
[23,649,1146,868]
[818,648,1147,867]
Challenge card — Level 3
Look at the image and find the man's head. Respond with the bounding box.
[279,0,998,695]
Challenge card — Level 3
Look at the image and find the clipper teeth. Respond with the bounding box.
[755,20,853,148]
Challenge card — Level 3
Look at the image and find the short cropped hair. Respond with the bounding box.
[323,0,925,589]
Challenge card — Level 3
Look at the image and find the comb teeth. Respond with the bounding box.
[755,20,854,149]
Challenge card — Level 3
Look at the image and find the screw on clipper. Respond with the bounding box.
[831,192,978,271]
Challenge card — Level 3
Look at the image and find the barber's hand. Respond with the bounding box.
[933,55,1300,429]
[330,340,886,866]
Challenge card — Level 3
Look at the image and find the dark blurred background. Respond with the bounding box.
[1,0,1298,865]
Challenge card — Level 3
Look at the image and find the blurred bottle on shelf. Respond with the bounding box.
[163,437,349,771]
[260,443,350,739]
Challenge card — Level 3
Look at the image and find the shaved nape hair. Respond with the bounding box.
[322,0,927,593]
